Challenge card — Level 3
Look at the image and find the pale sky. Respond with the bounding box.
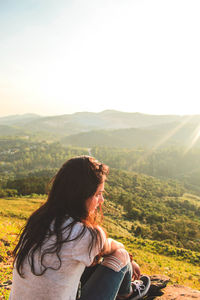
[0,0,200,117]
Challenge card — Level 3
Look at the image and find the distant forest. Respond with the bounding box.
[0,138,200,196]
[92,146,200,195]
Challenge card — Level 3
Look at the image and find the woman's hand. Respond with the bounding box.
[131,261,141,280]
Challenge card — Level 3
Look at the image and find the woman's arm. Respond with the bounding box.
[101,238,125,256]
[90,238,125,266]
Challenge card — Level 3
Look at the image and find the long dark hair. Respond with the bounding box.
[13,156,109,277]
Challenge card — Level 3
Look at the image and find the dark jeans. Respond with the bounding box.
[79,262,133,300]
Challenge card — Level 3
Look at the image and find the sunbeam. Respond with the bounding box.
[136,115,195,165]
[151,115,195,151]
[184,123,200,155]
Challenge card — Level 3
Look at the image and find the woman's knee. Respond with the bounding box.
[101,248,130,272]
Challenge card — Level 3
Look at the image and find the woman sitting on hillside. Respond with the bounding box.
[10,156,150,300]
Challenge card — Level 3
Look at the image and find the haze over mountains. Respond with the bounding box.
[0,110,200,148]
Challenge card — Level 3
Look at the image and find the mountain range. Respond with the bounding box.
[0,110,200,148]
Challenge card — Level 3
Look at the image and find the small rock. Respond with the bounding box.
[150,275,170,288]
[0,280,12,288]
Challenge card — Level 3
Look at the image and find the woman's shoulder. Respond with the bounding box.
[61,217,90,239]
[62,217,106,243]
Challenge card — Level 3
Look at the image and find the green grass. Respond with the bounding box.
[0,197,43,300]
[0,196,200,299]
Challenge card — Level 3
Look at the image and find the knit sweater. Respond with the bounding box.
[9,218,106,300]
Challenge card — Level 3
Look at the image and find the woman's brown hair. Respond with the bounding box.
[13,156,109,277]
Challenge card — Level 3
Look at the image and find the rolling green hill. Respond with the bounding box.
[0,125,28,137]
[1,137,200,198]
[92,146,200,195]
[2,166,200,253]
[105,168,200,252]
[62,122,200,148]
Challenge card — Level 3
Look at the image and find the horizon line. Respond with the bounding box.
[1,109,200,119]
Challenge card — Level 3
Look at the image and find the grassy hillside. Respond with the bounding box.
[0,197,44,299]
[105,169,200,252]
[2,163,200,251]
[0,196,200,300]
